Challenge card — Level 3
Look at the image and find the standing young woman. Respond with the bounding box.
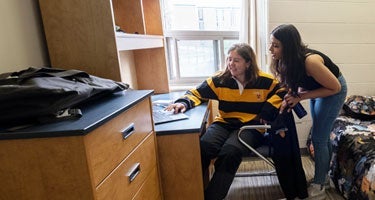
[269,24,348,199]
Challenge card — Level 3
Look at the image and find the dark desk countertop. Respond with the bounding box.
[152,92,210,136]
[154,104,209,135]
[0,90,209,139]
[0,90,153,140]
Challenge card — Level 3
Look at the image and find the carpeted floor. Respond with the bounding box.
[224,156,345,200]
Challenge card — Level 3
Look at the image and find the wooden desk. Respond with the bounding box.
[152,93,210,200]
[0,90,162,200]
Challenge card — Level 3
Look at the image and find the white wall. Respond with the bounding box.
[0,0,49,74]
[268,0,375,147]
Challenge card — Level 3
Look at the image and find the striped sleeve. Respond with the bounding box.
[258,73,287,121]
[174,77,219,110]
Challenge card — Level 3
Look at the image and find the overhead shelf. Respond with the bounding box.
[116,32,164,51]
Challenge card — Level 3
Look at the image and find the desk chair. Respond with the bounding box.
[235,124,278,177]
[206,100,277,178]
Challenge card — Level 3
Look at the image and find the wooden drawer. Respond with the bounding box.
[84,98,153,186]
[95,132,158,200]
[133,166,162,200]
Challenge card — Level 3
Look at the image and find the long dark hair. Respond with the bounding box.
[269,24,307,93]
[219,43,259,85]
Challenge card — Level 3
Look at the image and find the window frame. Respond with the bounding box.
[164,30,239,86]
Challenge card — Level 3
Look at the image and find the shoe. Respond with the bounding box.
[307,183,326,200]
[307,177,332,189]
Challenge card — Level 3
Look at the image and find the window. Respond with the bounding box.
[161,0,241,87]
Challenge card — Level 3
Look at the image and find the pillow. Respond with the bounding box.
[343,95,375,120]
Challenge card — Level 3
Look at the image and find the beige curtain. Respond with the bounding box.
[240,0,268,71]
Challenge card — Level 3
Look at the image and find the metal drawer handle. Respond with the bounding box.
[121,123,135,140]
[126,163,141,182]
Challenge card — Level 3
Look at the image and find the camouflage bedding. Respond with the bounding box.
[306,95,375,199]
[330,116,375,200]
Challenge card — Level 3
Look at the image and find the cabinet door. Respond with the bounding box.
[38,0,121,82]
[157,133,205,199]
[0,136,94,200]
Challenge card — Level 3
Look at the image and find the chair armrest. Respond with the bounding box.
[239,124,271,131]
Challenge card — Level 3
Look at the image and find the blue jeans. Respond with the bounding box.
[310,75,347,185]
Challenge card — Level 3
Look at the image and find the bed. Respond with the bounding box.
[307,95,375,200]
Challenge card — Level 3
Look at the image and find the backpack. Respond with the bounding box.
[0,67,129,127]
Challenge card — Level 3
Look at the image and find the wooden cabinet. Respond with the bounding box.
[153,93,210,200]
[0,91,162,200]
[38,0,169,93]
[157,133,205,199]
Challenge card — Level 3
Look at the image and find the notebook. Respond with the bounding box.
[152,105,189,125]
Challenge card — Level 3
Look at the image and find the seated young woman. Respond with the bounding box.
[166,43,308,200]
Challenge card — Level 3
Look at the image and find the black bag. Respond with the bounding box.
[0,67,129,127]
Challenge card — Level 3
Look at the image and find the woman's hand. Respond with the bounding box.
[279,99,289,114]
[279,92,300,113]
[165,103,186,114]
[284,93,301,108]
